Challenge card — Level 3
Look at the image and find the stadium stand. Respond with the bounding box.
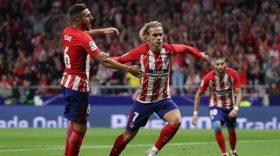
[0,0,279,104]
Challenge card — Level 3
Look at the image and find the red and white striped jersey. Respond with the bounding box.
[114,43,203,103]
[199,68,241,109]
[61,26,100,92]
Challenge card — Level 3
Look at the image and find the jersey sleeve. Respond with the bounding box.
[232,70,241,88]
[113,47,141,63]
[199,74,210,92]
[82,35,101,57]
[169,44,203,59]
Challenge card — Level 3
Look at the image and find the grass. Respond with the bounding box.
[0,128,279,156]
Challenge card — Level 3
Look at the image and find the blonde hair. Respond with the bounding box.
[139,21,162,41]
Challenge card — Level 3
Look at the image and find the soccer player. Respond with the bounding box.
[109,21,211,156]
[192,56,242,156]
[61,4,143,156]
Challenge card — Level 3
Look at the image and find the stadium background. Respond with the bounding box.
[0,0,280,156]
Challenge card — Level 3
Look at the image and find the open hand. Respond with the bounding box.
[201,52,211,62]
[192,114,198,126]
[229,109,238,118]
[104,27,119,36]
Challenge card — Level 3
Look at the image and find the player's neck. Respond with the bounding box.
[72,24,85,31]
[150,45,161,53]
[216,71,225,77]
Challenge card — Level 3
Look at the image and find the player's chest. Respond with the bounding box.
[141,53,171,69]
[209,76,233,91]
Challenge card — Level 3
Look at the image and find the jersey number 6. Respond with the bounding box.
[64,46,71,69]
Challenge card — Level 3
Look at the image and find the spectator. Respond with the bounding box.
[184,67,201,94]
[0,0,279,96]
[171,62,185,95]
[0,74,12,98]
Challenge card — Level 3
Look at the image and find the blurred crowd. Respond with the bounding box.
[0,0,279,103]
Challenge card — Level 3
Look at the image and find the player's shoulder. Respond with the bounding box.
[139,43,149,50]
[132,44,149,53]
[63,26,71,32]
[204,70,215,80]
[162,43,174,50]
[226,67,238,75]
[63,26,91,39]
[63,26,78,34]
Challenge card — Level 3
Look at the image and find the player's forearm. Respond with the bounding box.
[86,27,118,37]
[86,29,106,37]
[235,88,242,108]
[194,91,202,112]
[184,46,203,59]
[102,58,130,72]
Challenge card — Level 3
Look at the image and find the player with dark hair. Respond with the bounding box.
[61,4,143,156]
[192,56,242,156]
[109,21,211,156]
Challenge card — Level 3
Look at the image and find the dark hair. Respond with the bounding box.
[213,56,226,62]
[69,4,87,21]
[212,55,227,63]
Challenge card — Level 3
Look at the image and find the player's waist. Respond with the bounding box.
[61,84,89,92]
[136,92,171,103]
[61,74,89,91]
[136,97,171,104]
[208,103,234,108]
[63,71,88,77]
[209,105,234,110]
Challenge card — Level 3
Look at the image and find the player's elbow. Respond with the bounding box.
[236,88,242,97]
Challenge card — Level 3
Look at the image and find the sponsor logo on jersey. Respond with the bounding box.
[147,69,168,78]
[64,35,72,41]
[215,88,231,95]
[89,41,97,51]
[163,57,169,65]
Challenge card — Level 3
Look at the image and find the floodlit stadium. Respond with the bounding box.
[0,0,280,156]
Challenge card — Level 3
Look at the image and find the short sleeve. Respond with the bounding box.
[199,79,208,92]
[169,44,202,58]
[82,36,100,57]
[199,74,211,92]
[232,70,241,88]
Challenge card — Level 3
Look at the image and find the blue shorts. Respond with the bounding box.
[126,98,178,131]
[61,86,90,124]
[209,106,236,128]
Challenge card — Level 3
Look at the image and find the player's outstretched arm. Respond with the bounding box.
[171,44,211,62]
[95,51,143,78]
[200,52,211,62]
[192,89,203,126]
[86,27,119,37]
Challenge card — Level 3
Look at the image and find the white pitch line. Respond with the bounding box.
[0,139,279,153]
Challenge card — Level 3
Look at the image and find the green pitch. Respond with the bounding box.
[0,128,279,156]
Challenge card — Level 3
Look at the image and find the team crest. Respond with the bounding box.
[163,57,169,65]
[89,41,97,51]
